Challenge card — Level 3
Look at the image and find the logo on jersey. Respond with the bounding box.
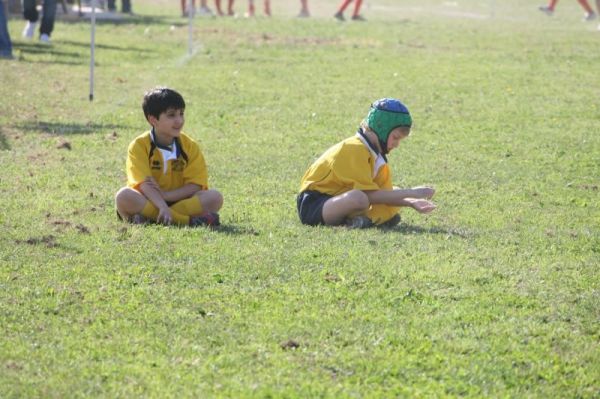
[172,160,185,172]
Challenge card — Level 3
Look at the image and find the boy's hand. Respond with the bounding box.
[411,186,435,199]
[156,206,173,225]
[408,199,436,214]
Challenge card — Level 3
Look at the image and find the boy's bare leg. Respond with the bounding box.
[322,189,369,226]
[195,189,224,213]
[115,187,147,220]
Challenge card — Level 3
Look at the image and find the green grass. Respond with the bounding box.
[1,0,599,397]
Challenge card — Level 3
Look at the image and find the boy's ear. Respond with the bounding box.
[147,114,159,127]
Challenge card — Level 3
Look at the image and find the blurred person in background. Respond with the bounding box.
[22,0,57,43]
[246,0,270,16]
[334,0,365,21]
[181,0,214,17]
[0,0,13,59]
[108,0,133,14]
[297,0,309,17]
[539,0,597,21]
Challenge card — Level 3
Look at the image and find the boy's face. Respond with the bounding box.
[148,107,185,142]
[387,126,410,152]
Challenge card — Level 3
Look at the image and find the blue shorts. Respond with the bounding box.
[296,190,332,226]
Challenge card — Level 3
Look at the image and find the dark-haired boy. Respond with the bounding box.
[115,87,222,226]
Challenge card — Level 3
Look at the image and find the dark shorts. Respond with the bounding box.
[296,190,332,226]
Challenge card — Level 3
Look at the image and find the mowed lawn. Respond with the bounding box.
[0,0,599,397]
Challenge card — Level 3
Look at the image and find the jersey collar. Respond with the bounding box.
[150,128,176,151]
[356,127,388,163]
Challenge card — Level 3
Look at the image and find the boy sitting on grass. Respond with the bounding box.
[297,98,436,229]
[115,87,222,227]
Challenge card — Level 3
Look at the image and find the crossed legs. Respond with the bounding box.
[115,187,223,225]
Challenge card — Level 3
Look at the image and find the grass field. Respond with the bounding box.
[1,0,599,397]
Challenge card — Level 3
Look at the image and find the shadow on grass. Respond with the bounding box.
[13,42,83,56]
[14,40,152,65]
[56,39,153,53]
[59,13,181,28]
[16,121,127,135]
[383,224,470,238]
[213,224,260,236]
[0,127,10,150]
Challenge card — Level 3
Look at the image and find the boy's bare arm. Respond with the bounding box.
[365,187,436,214]
[162,184,202,203]
[139,180,172,224]
[365,186,434,205]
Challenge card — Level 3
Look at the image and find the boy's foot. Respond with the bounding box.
[22,21,36,38]
[190,212,220,227]
[351,14,366,21]
[297,9,310,18]
[345,216,373,229]
[129,214,148,224]
[334,11,345,21]
[538,5,553,16]
[583,11,596,21]
[39,34,51,43]
[379,214,401,228]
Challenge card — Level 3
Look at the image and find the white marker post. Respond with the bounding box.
[188,1,194,56]
[89,0,96,101]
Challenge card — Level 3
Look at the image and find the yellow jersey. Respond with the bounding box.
[126,130,208,192]
[300,134,393,194]
[299,133,399,224]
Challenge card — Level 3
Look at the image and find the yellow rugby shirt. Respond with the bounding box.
[300,132,393,195]
[126,130,208,192]
[299,131,399,224]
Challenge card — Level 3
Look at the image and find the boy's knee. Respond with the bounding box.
[114,187,129,204]
[197,189,224,211]
[115,187,139,206]
[347,190,370,211]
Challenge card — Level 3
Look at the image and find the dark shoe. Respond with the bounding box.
[346,216,373,229]
[190,212,220,227]
[334,11,345,21]
[380,214,401,228]
[351,14,366,21]
[129,214,148,224]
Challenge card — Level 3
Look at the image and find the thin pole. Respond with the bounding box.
[89,0,96,101]
[188,1,194,56]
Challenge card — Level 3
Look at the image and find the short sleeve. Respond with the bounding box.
[126,140,151,189]
[182,141,209,189]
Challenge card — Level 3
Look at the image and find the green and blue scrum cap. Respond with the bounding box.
[366,98,412,152]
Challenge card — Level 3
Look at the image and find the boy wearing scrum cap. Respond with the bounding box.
[297,98,436,228]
